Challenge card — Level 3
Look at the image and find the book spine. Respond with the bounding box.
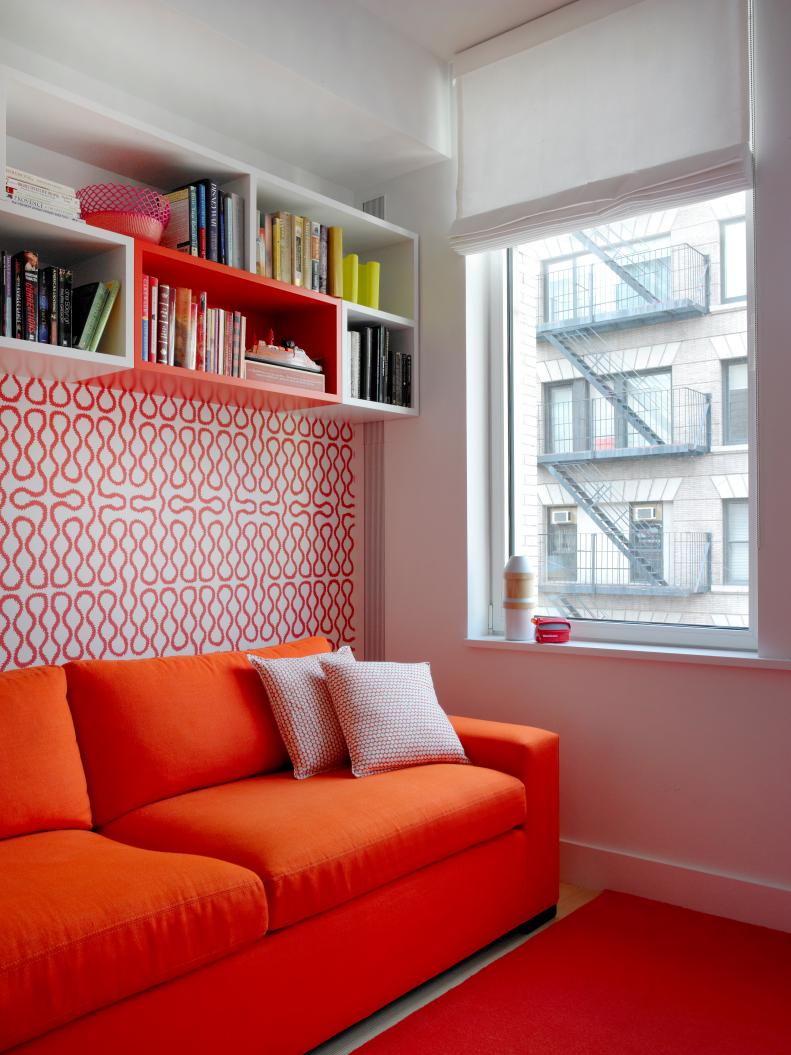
[293,216,303,287]
[76,285,109,350]
[188,185,198,256]
[141,275,149,362]
[223,310,233,375]
[279,213,291,284]
[328,227,343,298]
[205,181,219,262]
[196,292,207,371]
[174,286,192,368]
[24,258,39,341]
[311,221,321,292]
[3,253,11,337]
[49,268,59,346]
[6,192,81,218]
[224,195,233,270]
[157,284,170,364]
[197,183,207,259]
[393,349,402,407]
[350,331,361,399]
[6,180,78,204]
[167,287,176,364]
[319,225,328,295]
[12,258,24,340]
[302,216,311,289]
[256,210,265,276]
[88,281,120,354]
[218,193,226,265]
[232,311,241,376]
[273,218,282,281]
[402,353,412,408]
[188,301,198,370]
[6,167,75,195]
[239,315,247,378]
[233,194,244,269]
[217,310,225,374]
[361,326,372,401]
[264,214,273,279]
[59,269,72,347]
[37,269,48,343]
[149,278,159,363]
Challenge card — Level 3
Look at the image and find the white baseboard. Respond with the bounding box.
[561,838,791,932]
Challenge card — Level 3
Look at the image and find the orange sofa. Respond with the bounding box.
[0,636,559,1055]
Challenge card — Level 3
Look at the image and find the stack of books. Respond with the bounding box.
[141,276,247,377]
[1,247,119,352]
[348,325,411,407]
[256,212,343,297]
[244,341,325,393]
[5,168,83,223]
[162,181,245,270]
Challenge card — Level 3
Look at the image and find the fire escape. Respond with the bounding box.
[537,227,712,613]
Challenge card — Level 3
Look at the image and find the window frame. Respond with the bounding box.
[720,216,748,304]
[485,207,757,652]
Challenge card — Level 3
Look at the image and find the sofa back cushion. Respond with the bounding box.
[65,637,332,825]
[0,665,92,838]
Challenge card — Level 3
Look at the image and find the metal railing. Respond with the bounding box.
[539,243,709,330]
[537,531,712,594]
[538,386,710,456]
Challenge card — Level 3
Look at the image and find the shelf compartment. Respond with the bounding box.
[96,241,342,411]
[0,198,134,380]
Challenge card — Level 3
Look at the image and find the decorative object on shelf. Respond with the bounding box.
[531,616,572,644]
[343,253,359,302]
[244,331,325,391]
[357,260,381,310]
[76,183,171,244]
[6,167,83,223]
[504,554,537,641]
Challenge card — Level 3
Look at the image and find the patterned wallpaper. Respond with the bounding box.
[0,374,358,670]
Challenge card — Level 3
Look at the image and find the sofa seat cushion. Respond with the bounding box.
[102,764,526,930]
[0,830,267,1051]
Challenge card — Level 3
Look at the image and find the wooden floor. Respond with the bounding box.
[311,884,599,1055]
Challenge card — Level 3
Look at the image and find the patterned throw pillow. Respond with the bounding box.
[320,660,469,778]
[248,647,355,779]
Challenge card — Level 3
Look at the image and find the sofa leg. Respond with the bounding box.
[515,904,557,936]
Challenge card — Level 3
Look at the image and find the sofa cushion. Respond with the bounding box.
[0,665,92,839]
[0,829,267,1051]
[65,636,332,825]
[102,763,527,930]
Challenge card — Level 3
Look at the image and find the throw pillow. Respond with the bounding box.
[248,646,355,779]
[320,659,468,778]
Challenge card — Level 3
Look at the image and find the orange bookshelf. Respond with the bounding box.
[100,241,342,411]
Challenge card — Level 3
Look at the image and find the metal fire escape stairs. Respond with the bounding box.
[544,228,671,595]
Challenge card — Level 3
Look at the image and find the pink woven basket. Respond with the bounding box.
[76,184,171,244]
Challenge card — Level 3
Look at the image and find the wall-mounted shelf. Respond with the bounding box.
[0,65,419,420]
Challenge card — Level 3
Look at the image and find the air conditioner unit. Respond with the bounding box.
[551,509,576,525]
[633,505,660,522]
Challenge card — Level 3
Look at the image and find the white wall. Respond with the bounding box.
[361,0,791,931]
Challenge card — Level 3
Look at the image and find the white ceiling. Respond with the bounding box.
[355,0,574,59]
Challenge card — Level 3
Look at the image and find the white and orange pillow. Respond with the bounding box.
[319,659,468,778]
[248,647,354,779]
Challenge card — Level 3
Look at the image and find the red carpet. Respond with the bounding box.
[356,891,791,1054]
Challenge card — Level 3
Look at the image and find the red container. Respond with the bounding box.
[532,616,571,644]
[76,183,171,244]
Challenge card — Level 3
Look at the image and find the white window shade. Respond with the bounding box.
[451,0,751,254]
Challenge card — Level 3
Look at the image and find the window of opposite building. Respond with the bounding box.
[720,218,747,303]
[724,499,749,586]
[723,359,748,445]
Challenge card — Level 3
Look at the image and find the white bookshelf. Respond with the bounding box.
[0,64,419,420]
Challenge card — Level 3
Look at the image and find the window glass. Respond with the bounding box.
[725,499,749,585]
[724,360,748,445]
[721,219,747,301]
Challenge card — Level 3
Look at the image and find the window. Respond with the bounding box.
[723,359,748,445]
[720,218,747,302]
[499,191,752,646]
[724,499,749,586]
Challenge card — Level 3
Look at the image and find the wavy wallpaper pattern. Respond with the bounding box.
[0,375,357,670]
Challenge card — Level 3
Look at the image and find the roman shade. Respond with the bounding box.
[451,0,751,253]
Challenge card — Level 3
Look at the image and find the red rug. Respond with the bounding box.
[356,891,791,1054]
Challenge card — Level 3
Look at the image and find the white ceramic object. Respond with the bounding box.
[504,554,536,641]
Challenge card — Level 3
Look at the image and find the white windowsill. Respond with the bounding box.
[710,585,749,595]
[466,635,791,671]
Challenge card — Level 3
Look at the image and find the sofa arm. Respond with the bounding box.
[450,715,559,904]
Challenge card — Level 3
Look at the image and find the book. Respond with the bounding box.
[224,194,234,271]
[188,301,198,369]
[349,329,361,398]
[149,277,159,363]
[167,286,176,364]
[293,215,304,287]
[14,250,39,342]
[310,221,321,292]
[264,213,273,279]
[197,182,207,259]
[88,281,120,354]
[276,212,292,284]
[173,286,192,368]
[2,253,11,337]
[196,292,207,371]
[58,269,72,347]
[302,216,311,290]
[199,180,219,262]
[328,227,343,297]
[72,282,109,350]
[156,283,170,363]
[319,225,328,295]
[359,326,373,401]
[162,189,191,253]
[244,360,326,391]
[218,192,227,265]
[141,275,149,361]
[6,167,75,196]
[272,217,282,282]
[37,268,50,343]
[402,352,412,407]
[343,254,359,303]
